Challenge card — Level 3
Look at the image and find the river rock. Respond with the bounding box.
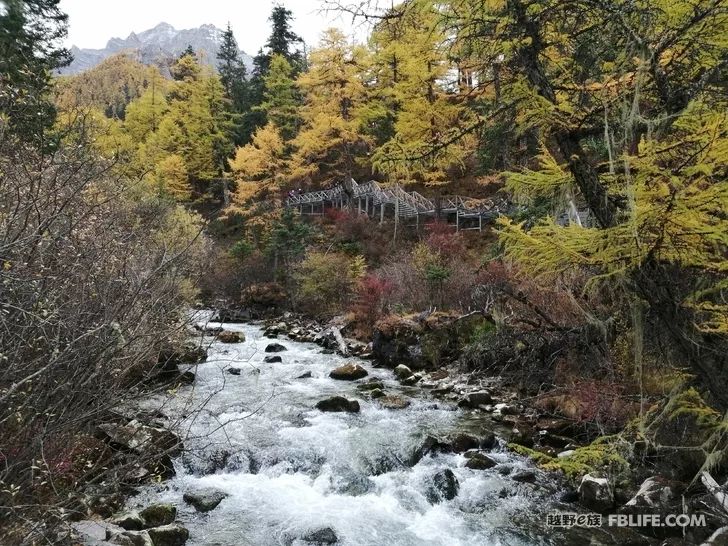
[378,395,411,410]
[264,355,283,363]
[301,526,338,544]
[407,435,445,466]
[96,421,182,456]
[704,527,728,546]
[579,474,614,512]
[108,529,153,546]
[464,452,497,470]
[227,367,241,375]
[109,511,144,531]
[296,371,313,379]
[357,379,384,391]
[512,470,537,483]
[139,503,176,528]
[426,468,459,503]
[393,364,413,380]
[265,342,287,353]
[315,396,360,413]
[193,324,223,336]
[368,388,385,399]
[183,488,228,512]
[146,524,189,546]
[329,363,368,380]
[458,391,493,408]
[401,373,421,386]
[217,330,245,343]
[449,433,480,453]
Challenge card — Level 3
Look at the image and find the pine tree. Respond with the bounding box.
[217,22,249,146]
[0,0,70,140]
[266,5,304,71]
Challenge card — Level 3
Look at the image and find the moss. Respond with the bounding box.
[508,438,629,484]
[665,387,721,429]
[507,443,556,465]
[543,440,629,482]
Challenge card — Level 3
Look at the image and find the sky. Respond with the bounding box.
[59,0,361,54]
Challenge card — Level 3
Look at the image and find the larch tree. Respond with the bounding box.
[258,54,302,141]
[369,0,477,186]
[289,28,372,186]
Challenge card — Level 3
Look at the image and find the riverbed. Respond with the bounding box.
[128,313,592,546]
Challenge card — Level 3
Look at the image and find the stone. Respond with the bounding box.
[458,391,493,408]
[449,433,480,453]
[704,527,728,546]
[315,396,360,413]
[509,424,534,447]
[512,470,537,483]
[109,511,145,531]
[96,421,182,456]
[301,527,338,544]
[107,529,153,546]
[182,488,228,513]
[407,435,445,466]
[579,474,614,512]
[217,330,245,343]
[378,395,411,410]
[296,371,313,379]
[357,380,385,391]
[264,355,283,363]
[393,364,413,380]
[464,453,497,470]
[401,374,421,386]
[369,388,385,399]
[329,363,368,381]
[227,367,241,375]
[426,468,459,503]
[264,342,287,353]
[146,524,189,546]
[139,503,176,528]
[193,324,222,335]
[622,476,677,511]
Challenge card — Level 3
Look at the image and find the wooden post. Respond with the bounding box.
[358,198,362,214]
[380,203,384,224]
[456,209,460,232]
[479,214,482,232]
[365,196,369,216]
[394,194,399,241]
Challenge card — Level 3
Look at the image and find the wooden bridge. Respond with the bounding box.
[285,179,510,231]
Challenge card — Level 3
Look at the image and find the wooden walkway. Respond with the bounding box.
[285,179,510,231]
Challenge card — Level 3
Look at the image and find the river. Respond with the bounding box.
[128,313,598,546]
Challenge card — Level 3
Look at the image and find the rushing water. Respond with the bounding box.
[129,314,586,546]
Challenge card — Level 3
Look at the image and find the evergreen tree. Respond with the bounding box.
[217,23,250,146]
[265,4,304,71]
[0,0,70,139]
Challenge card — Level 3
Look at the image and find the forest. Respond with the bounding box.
[1,0,727,544]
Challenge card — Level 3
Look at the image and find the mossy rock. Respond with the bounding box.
[643,388,726,480]
[508,436,630,485]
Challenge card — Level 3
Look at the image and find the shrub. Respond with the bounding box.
[294,252,366,316]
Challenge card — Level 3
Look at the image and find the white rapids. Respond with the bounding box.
[129,313,570,546]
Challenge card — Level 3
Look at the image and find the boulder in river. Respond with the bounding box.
[109,511,145,531]
[265,342,287,353]
[457,391,493,408]
[139,503,176,528]
[426,468,459,503]
[182,488,228,512]
[264,355,283,363]
[512,470,537,483]
[296,371,313,379]
[301,526,338,544]
[378,395,411,410]
[315,396,360,413]
[357,379,384,391]
[107,528,154,546]
[96,421,182,456]
[368,388,385,399]
[464,452,497,470]
[329,363,368,381]
[146,523,189,546]
[393,364,413,380]
[578,474,614,512]
[217,330,245,343]
[227,367,241,375]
